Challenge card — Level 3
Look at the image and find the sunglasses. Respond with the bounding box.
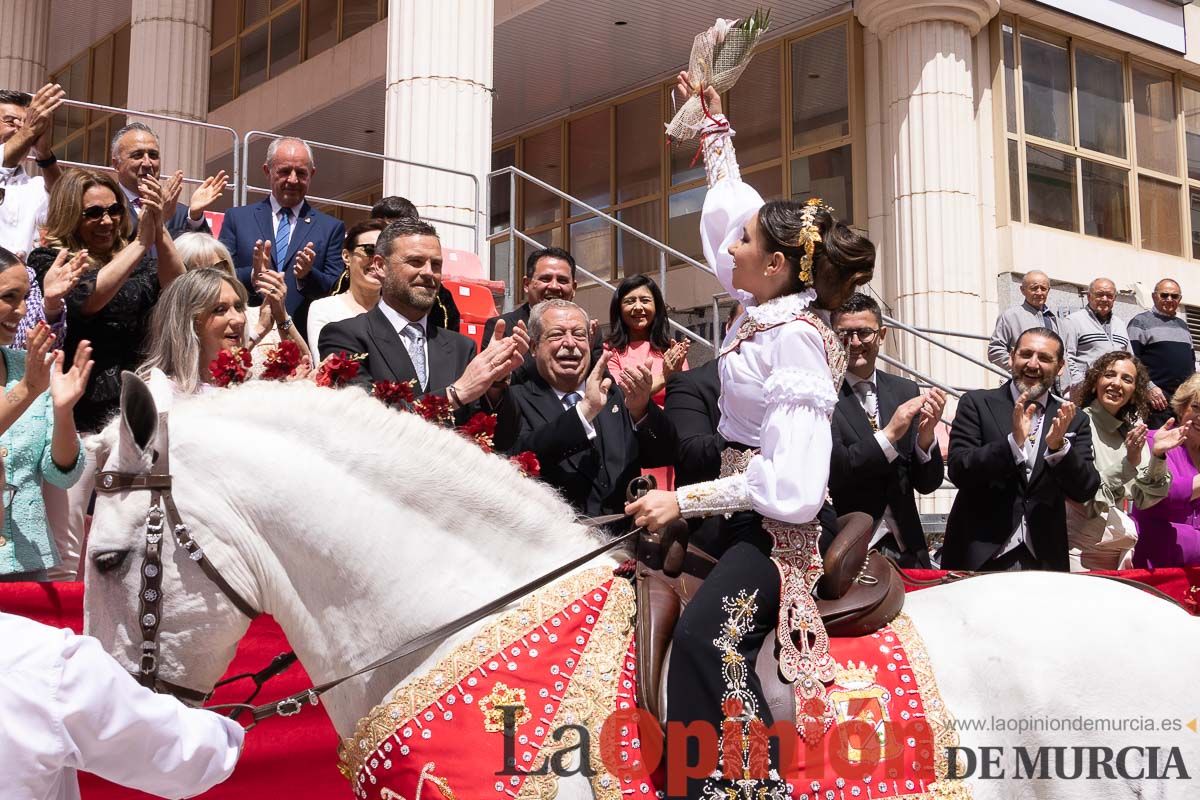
[80,203,125,221]
[352,244,376,258]
[1158,293,1181,301]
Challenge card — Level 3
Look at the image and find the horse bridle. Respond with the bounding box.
[93,448,260,704]
[89,417,653,727]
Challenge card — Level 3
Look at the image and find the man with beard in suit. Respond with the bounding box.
[942,327,1100,571]
[509,298,675,520]
[319,217,528,429]
[829,293,946,567]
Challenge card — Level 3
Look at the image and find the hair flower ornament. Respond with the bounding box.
[795,197,832,285]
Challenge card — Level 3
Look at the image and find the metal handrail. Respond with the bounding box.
[509,228,713,352]
[488,166,715,314]
[882,314,1009,381]
[48,98,240,194]
[909,325,990,342]
[240,131,483,254]
[877,354,962,398]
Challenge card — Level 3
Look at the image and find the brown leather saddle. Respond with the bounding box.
[633,511,904,730]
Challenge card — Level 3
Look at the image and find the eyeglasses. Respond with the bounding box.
[80,203,125,221]
[836,327,880,344]
[352,244,376,258]
[1157,293,1181,301]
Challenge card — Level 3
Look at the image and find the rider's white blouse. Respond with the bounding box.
[674,116,837,525]
[0,611,242,800]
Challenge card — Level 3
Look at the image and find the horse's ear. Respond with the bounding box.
[119,371,159,454]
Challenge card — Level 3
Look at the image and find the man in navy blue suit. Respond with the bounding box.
[109,122,224,239]
[219,137,345,343]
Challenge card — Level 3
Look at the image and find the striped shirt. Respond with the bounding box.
[1128,309,1194,396]
[1062,307,1130,388]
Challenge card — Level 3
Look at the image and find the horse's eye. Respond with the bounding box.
[92,550,129,573]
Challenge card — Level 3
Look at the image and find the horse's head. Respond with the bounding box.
[83,372,257,702]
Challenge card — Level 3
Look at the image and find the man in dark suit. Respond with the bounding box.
[219,137,345,341]
[109,122,220,239]
[370,195,461,333]
[509,299,675,519]
[319,217,528,429]
[829,293,946,568]
[482,246,601,385]
[942,327,1101,571]
[663,359,727,554]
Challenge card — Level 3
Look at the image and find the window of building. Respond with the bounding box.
[50,24,131,167]
[209,0,386,111]
[486,18,858,286]
[1001,16,1194,256]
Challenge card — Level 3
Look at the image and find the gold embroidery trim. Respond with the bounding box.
[338,565,618,781]
[517,578,637,800]
[888,613,975,800]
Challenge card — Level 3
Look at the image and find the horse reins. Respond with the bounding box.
[93,437,644,728]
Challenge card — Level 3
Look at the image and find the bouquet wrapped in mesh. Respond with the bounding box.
[665,9,771,147]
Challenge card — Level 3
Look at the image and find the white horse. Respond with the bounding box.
[83,377,1200,799]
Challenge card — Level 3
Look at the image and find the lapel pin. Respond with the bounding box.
[304,217,312,224]
[611,405,619,413]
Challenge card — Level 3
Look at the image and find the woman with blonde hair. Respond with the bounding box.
[140,267,311,405]
[1132,372,1200,567]
[27,168,183,432]
[173,232,310,360]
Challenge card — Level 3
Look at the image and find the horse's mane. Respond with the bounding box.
[96,380,596,552]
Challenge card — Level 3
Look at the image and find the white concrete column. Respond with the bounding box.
[127,0,212,179]
[856,0,1000,393]
[384,0,492,257]
[0,0,50,92]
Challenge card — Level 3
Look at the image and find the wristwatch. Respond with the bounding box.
[35,152,57,169]
[278,316,294,333]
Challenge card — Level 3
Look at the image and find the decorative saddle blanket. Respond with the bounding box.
[784,614,970,800]
[340,566,659,800]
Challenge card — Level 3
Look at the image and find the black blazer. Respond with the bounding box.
[942,381,1100,571]
[830,372,943,565]
[665,360,723,487]
[318,304,516,436]
[482,303,604,386]
[664,360,726,555]
[508,372,676,519]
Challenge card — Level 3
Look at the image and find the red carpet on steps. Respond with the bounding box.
[2,568,1197,797]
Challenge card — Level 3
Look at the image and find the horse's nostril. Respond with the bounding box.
[93,550,129,573]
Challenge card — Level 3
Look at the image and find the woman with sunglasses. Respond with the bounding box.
[27,168,183,433]
[306,218,387,359]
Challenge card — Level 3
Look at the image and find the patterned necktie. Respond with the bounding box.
[853,380,879,431]
[562,391,581,411]
[402,324,427,388]
[274,207,292,271]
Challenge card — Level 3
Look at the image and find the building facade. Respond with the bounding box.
[5,0,1200,391]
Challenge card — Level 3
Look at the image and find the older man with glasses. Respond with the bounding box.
[1061,277,1131,390]
[1130,278,1195,429]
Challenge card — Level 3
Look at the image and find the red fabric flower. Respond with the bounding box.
[314,351,365,388]
[208,347,252,388]
[509,451,540,478]
[413,394,453,426]
[373,380,417,407]
[261,340,303,381]
[462,411,498,453]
